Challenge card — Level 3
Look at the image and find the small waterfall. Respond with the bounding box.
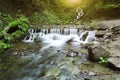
[26,28,80,35]
[23,28,96,49]
[84,31,96,42]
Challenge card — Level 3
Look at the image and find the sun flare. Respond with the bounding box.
[70,0,79,3]
[55,0,82,8]
[65,0,82,8]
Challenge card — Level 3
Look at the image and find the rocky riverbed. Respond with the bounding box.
[0,21,120,80]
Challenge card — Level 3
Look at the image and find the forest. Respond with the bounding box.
[0,0,120,80]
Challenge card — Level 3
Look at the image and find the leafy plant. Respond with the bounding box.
[0,41,10,49]
[0,12,13,29]
[98,57,108,64]
[8,17,28,31]
[0,13,29,54]
[0,41,10,54]
[0,15,29,43]
[103,4,120,9]
[90,20,98,27]
[89,20,98,30]
[4,16,29,41]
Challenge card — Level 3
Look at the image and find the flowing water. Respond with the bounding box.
[23,28,96,47]
[0,28,114,80]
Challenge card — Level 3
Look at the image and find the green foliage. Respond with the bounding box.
[43,9,61,24]
[8,17,28,31]
[5,17,28,41]
[90,20,98,27]
[31,8,74,25]
[103,4,120,9]
[80,0,120,19]
[28,0,76,25]
[0,41,10,54]
[98,57,108,64]
[0,12,13,29]
[0,19,3,28]
[32,10,61,25]
[0,13,29,54]
[0,41,10,49]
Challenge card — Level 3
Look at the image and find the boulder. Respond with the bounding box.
[108,53,120,69]
[17,55,34,66]
[34,36,43,42]
[81,31,89,41]
[97,27,108,31]
[95,31,106,38]
[65,37,74,44]
[87,45,111,61]
[111,26,120,35]
[103,32,112,39]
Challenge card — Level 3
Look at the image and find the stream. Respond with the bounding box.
[0,28,119,80]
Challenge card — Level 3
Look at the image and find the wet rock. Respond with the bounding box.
[17,56,33,66]
[17,54,39,66]
[104,33,112,39]
[42,75,56,80]
[86,75,120,80]
[97,26,108,31]
[95,31,106,38]
[88,72,96,76]
[111,26,120,35]
[87,45,111,61]
[67,52,78,57]
[81,31,89,41]
[46,67,61,77]
[104,39,111,43]
[66,37,74,43]
[58,69,79,80]
[79,53,88,62]
[34,36,42,42]
[108,53,120,69]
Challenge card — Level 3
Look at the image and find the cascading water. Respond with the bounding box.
[23,28,96,50]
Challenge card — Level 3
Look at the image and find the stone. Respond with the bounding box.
[65,37,74,43]
[42,75,56,80]
[108,53,120,69]
[87,45,111,61]
[88,72,96,76]
[17,56,33,66]
[97,24,108,31]
[46,67,61,77]
[67,52,78,57]
[86,75,120,80]
[111,26,120,34]
[81,31,89,41]
[95,31,106,38]
[34,36,42,42]
[103,33,112,39]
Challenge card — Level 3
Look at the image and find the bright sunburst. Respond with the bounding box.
[70,0,79,3]
[67,0,82,7]
[55,0,82,8]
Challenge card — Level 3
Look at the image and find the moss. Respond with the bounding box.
[0,13,29,54]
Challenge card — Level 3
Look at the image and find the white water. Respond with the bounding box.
[23,28,96,51]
